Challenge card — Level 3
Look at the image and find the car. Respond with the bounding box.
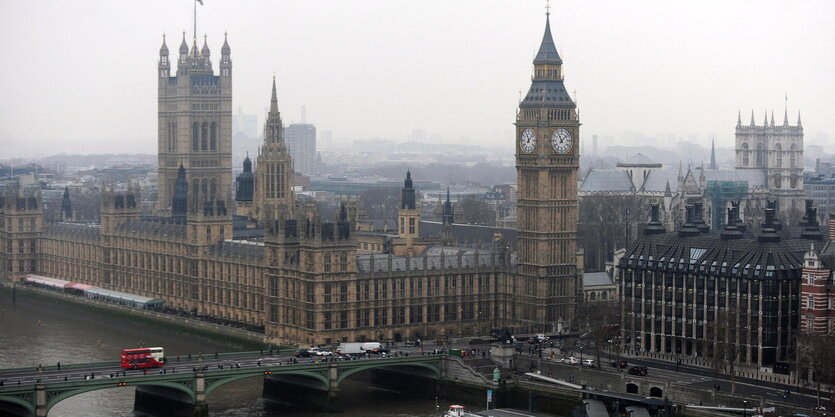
[306,347,333,356]
[561,356,580,364]
[293,349,312,358]
[628,366,648,376]
[582,359,595,368]
[610,360,629,368]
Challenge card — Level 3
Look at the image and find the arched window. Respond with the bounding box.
[210,122,217,151]
[192,180,199,201]
[790,144,797,168]
[201,179,208,199]
[742,143,749,166]
[192,123,199,150]
[590,292,596,301]
[773,173,782,188]
[601,291,608,300]
[775,143,782,167]
[807,295,814,310]
[756,143,764,167]
[210,178,217,199]
[201,122,208,151]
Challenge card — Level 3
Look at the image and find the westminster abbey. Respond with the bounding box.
[0,13,582,346]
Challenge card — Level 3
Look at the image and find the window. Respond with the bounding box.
[775,143,782,167]
[808,295,814,310]
[790,144,797,168]
[742,143,749,166]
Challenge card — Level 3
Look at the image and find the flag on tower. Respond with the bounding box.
[196,0,203,5]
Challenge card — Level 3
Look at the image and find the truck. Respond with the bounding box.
[335,342,386,355]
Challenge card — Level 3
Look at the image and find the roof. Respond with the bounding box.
[208,240,264,261]
[85,287,163,305]
[616,153,661,167]
[619,226,818,281]
[641,170,679,193]
[579,169,633,193]
[420,221,517,250]
[533,15,562,65]
[118,219,186,238]
[583,272,615,287]
[519,80,575,108]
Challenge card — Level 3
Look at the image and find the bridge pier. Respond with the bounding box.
[35,383,46,417]
[134,384,198,417]
[194,372,208,417]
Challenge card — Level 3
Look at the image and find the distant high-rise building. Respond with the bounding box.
[233,107,259,139]
[285,123,316,175]
[592,134,598,156]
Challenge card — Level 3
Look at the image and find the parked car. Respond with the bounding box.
[628,366,648,376]
[582,359,595,368]
[561,356,580,364]
[610,360,629,368]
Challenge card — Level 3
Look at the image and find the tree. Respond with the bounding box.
[577,300,620,369]
[358,187,400,220]
[797,334,835,408]
[459,195,494,225]
[578,195,650,271]
[709,302,750,393]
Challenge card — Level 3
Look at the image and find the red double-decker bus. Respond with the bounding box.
[120,347,165,369]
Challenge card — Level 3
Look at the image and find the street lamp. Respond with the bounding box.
[742,400,748,417]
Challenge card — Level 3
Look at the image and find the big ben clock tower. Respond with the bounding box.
[515,9,579,332]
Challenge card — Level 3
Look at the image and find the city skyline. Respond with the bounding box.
[1,1,833,157]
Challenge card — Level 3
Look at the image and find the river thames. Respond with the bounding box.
[0,288,453,417]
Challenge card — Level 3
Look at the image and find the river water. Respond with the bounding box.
[0,288,453,417]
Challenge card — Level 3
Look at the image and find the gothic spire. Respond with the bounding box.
[783,107,789,126]
[797,111,802,127]
[750,110,755,126]
[533,11,562,65]
[664,180,672,197]
[221,31,231,55]
[201,34,210,57]
[763,110,768,126]
[270,76,279,114]
[160,33,169,56]
[770,110,775,127]
[737,110,741,127]
[179,32,189,55]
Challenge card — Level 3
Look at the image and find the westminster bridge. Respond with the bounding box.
[0,351,457,417]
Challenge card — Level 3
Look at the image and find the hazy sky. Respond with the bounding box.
[1,1,834,157]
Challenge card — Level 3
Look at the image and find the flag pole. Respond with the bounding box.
[193,0,197,40]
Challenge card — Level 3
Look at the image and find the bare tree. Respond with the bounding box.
[459,194,494,225]
[578,195,650,271]
[577,300,620,369]
[358,187,400,220]
[797,333,835,408]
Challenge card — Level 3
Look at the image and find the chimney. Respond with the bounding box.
[758,206,780,243]
[679,204,700,237]
[644,203,666,235]
[721,205,743,240]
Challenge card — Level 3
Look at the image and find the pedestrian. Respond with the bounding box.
[143,369,147,375]
[57,362,61,370]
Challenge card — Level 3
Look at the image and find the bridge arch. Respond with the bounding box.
[204,369,329,397]
[337,361,440,385]
[649,386,663,398]
[46,380,195,415]
[626,383,639,394]
[0,394,35,416]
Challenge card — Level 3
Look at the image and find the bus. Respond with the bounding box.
[120,347,165,369]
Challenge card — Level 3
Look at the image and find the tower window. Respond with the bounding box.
[192,123,199,151]
[742,143,749,166]
[210,122,217,151]
[775,143,782,167]
[201,122,208,151]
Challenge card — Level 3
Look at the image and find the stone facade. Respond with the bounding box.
[0,14,574,346]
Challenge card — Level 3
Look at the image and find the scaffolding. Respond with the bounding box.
[705,181,748,229]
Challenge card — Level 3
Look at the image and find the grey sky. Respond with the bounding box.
[1,1,833,157]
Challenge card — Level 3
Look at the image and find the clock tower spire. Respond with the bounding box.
[515,8,579,332]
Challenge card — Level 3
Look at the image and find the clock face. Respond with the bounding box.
[551,128,573,154]
[520,128,537,153]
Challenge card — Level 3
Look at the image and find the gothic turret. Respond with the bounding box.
[255,78,294,223]
[158,34,170,79]
[172,162,188,223]
[401,171,416,210]
[61,187,73,221]
[236,155,254,202]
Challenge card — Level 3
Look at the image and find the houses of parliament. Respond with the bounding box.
[0,13,582,346]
